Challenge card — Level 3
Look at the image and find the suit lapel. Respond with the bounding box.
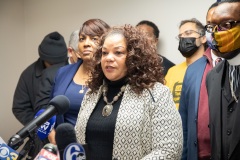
[208,61,225,157]
[222,62,233,103]
[62,61,82,93]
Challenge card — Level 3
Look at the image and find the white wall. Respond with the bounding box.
[1,0,215,144]
[0,0,25,143]
[24,0,215,65]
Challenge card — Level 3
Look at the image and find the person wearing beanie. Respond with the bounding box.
[12,31,68,159]
[38,31,68,65]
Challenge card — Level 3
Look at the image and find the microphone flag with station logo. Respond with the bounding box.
[0,136,18,160]
[34,143,59,160]
[55,123,87,160]
[34,109,56,140]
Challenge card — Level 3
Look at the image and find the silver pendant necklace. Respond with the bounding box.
[102,84,126,117]
[79,85,86,94]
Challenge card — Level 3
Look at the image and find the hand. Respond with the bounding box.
[48,129,56,144]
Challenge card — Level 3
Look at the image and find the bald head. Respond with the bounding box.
[212,2,240,25]
[211,1,240,59]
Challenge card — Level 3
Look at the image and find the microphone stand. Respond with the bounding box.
[16,131,35,160]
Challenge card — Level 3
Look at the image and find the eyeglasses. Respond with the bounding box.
[176,30,202,40]
[205,21,240,33]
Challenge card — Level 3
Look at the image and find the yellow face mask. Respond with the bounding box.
[213,25,240,53]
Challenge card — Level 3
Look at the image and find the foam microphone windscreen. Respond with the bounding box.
[55,123,77,160]
[49,95,70,115]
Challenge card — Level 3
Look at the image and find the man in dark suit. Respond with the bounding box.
[136,20,175,76]
[205,0,240,159]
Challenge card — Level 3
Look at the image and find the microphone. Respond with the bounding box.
[8,95,70,150]
[35,109,56,140]
[55,123,77,160]
[55,123,87,160]
[34,143,59,160]
[0,137,19,160]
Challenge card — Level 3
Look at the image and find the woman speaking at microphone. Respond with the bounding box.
[75,25,183,160]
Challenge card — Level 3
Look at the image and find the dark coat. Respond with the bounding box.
[34,61,68,112]
[12,58,66,159]
[206,60,240,160]
[12,58,45,125]
[12,58,47,159]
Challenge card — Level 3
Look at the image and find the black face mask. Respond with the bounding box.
[178,37,199,58]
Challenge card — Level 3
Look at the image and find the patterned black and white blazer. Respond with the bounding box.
[75,82,183,160]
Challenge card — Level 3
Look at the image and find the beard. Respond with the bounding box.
[214,48,240,60]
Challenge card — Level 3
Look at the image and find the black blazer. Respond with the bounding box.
[206,60,240,160]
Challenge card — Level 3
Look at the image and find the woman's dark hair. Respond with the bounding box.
[79,19,110,37]
[88,25,164,95]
